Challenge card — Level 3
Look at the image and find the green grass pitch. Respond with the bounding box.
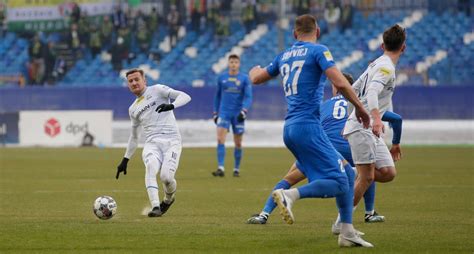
[0,147,473,253]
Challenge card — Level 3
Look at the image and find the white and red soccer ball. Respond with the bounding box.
[93,196,117,220]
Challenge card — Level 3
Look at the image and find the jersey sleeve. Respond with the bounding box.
[213,77,222,113]
[369,64,395,89]
[124,109,139,159]
[265,54,281,77]
[315,45,336,71]
[155,84,173,98]
[382,111,403,144]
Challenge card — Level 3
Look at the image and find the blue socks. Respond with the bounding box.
[364,182,376,213]
[217,144,225,168]
[234,148,242,171]
[336,163,355,224]
[217,145,243,171]
[297,177,348,199]
[262,180,291,214]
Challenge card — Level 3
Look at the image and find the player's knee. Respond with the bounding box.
[234,141,242,149]
[385,167,397,182]
[337,178,350,194]
[160,171,174,185]
[217,137,226,144]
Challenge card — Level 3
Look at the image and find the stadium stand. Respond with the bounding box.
[0,2,472,87]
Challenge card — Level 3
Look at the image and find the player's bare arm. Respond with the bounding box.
[325,67,370,129]
[249,65,273,85]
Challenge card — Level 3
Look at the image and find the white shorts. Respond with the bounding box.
[142,137,182,175]
[346,130,394,169]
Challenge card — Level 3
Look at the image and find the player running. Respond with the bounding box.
[247,74,403,226]
[249,14,373,247]
[115,68,191,217]
[212,54,252,177]
[342,24,405,221]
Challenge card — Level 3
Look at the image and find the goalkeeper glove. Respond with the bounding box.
[237,110,247,122]
[213,113,218,124]
[156,103,175,113]
[116,157,129,179]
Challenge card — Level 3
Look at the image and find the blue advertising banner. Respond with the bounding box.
[0,86,472,120]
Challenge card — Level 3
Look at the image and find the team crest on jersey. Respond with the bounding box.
[235,80,241,86]
[323,51,334,61]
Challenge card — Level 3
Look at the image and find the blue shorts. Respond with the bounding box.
[217,115,245,135]
[284,123,346,182]
[331,141,354,167]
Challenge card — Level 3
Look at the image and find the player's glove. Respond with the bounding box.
[237,110,247,122]
[213,113,218,124]
[156,103,175,113]
[116,157,129,179]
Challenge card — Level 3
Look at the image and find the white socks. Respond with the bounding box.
[146,186,160,208]
[145,154,160,208]
[335,213,341,225]
[341,223,356,237]
[335,206,358,226]
[283,188,300,206]
[164,179,177,204]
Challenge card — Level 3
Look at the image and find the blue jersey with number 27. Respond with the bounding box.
[266,41,335,126]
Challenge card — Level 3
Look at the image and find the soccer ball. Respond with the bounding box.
[93,196,117,220]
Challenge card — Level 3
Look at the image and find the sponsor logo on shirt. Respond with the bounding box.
[379,67,392,76]
[136,101,157,118]
[323,51,334,61]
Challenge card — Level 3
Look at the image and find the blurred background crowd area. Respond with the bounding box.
[0,0,472,87]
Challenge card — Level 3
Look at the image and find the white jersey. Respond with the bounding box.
[124,84,191,159]
[343,54,396,135]
[128,84,181,142]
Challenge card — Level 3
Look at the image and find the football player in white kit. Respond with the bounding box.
[343,24,405,212]
[115,68,191,217]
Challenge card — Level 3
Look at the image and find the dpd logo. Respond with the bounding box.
[44,118,61,137]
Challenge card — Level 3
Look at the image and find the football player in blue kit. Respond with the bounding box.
[249,14,373,247]
[247,73,403,229]
[212,54,252,177]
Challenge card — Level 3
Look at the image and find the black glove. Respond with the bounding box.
[213,113,218,124]
[156,103,175,113]
[237,110,247,122]
[116,158,129,179]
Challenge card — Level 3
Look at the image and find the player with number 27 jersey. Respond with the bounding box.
[267,42,334,125]
[266,41,342,181]
[250,14,373,247]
